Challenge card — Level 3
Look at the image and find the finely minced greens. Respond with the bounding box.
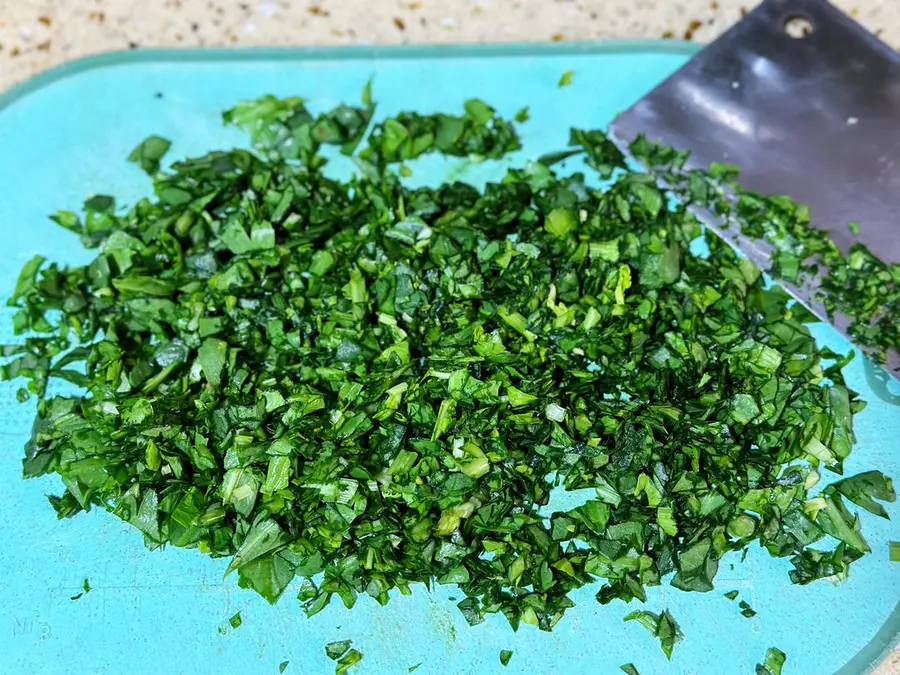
[4,88,896,666]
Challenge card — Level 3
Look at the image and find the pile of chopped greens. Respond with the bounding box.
[4,88,896,666]
[627,140,900,366]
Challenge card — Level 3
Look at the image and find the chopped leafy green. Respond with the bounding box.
[228,612,242,629]
[891,542,900,562]
[325,640,352,661]
[630,135,900,364]
[408,664,422,673]
[128,135,172,174]
[279,662,289,674]
[739,600,757,618]
[499,650,513,666]
[756,647,787,675]
[723,590,739,601]
[558,71,574,87]
[336,648,363,674]
[624,609,683,660]
[70,578,91,601]
[620,665,641,675]
[4,90,892,661]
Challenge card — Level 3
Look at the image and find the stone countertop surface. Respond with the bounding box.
[0,0,898,673]
[0,0,896,91]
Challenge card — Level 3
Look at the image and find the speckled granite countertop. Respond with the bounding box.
[0,0,897,91]
[0,0,898,673]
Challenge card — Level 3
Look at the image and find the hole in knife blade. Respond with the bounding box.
[783,14,814,38]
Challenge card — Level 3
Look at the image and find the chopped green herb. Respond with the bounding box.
[228,612,242,629]
[514,106,530,123]
[891,541,900,562]
[620,665,641,675]
[69,578,91,601]
[128,135,172,175]
[558,70,574,87]
[325,640,352,661]
[279,661,289,673]
[336,648,363,674]
[630,135,900,364]
[739,600,757,618]
[499,650,513,666]
[4,90,893,658]
[624,609,683,660]
[408,664,422,673]
[723,590,739,601]
[756,647,787,675]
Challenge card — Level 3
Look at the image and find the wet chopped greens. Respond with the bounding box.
[228,612,242,629]
[739,600,756,618]
[620,665,641,675]
[499,649,513,666]
[4,90,895,671]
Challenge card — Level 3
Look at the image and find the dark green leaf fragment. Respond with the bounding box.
[624,609,683,660]
[620,665,641,675]
[499,650,513,666]
[229,612,242,629]
[739,600,757,618]
[279,661,289,674]
[128,135,172,174]
[723,590,739,601]
[325,640,352,661]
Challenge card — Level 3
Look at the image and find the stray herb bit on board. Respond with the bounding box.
[499,650,514,666]
[756,647,787,675]
[891,541,900,562]
[739,600,757,618]
[336,649,363,674]
[723,590,739,601]
[70,578,91,601]
[228,612,242,629]
[325,641,353,661]
[558,70,574,87]
[620,665,641,675]
[408,664,422,673]
[279,661,289,674]
[624,609,683,660]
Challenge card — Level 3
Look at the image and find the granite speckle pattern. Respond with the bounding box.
[0,0,896,91]
[0,1,898,673]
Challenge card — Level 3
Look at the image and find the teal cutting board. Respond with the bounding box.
[0,42,898,675]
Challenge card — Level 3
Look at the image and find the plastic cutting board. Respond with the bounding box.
[0,42,897,675]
